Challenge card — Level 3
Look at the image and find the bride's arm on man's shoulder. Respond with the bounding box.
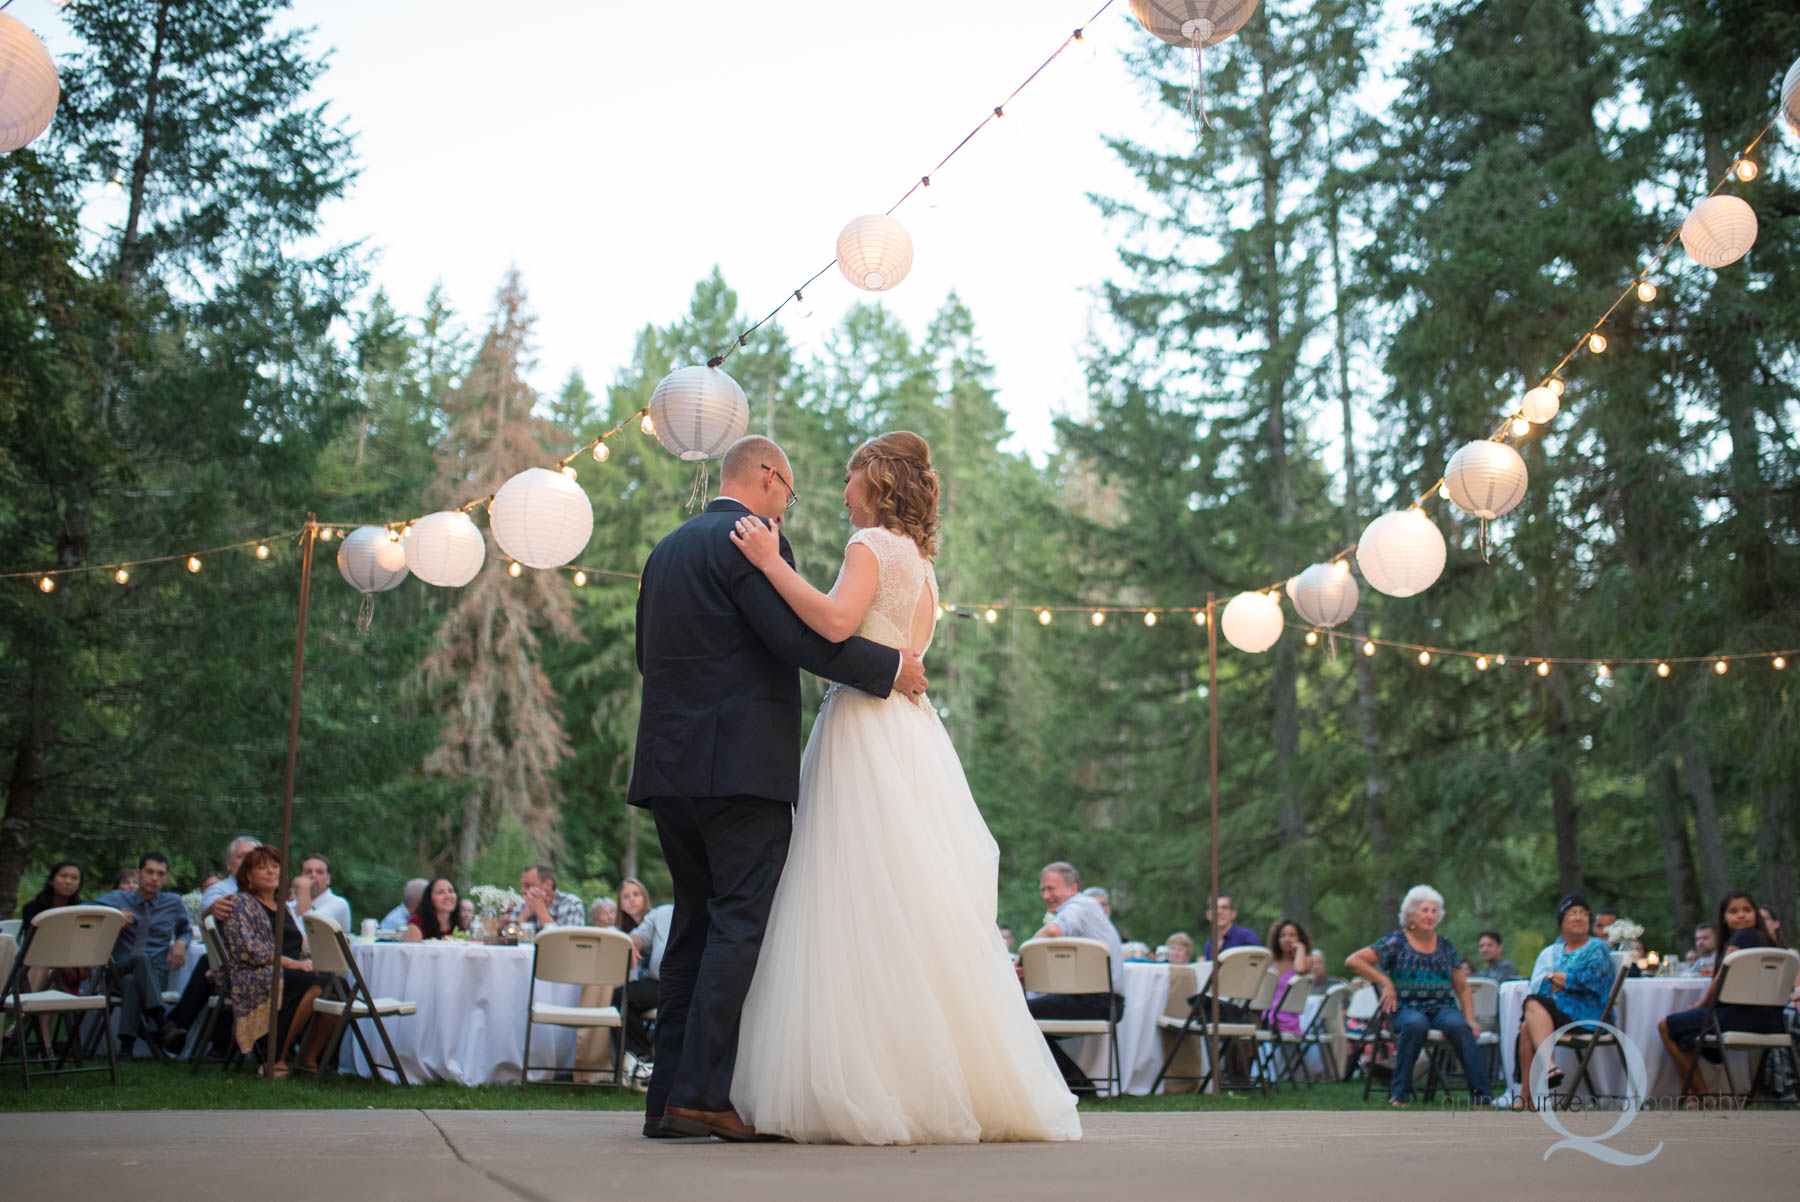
[729,516,877,642]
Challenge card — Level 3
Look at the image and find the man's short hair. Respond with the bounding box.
[1595,908,1618,920]
[303,853,331,872]
[226,835,259,860]
[139,851,169,869]
[403,878,429,905]
[721,435,786,483]
[1694,922,1713,935]
[528,862,556,885]
[1477,929,1502,944]
[1040,861,1079,887]
[1082,886,1108,899]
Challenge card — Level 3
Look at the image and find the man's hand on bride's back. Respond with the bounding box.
[729,515,783,571]
[896,651,928,699]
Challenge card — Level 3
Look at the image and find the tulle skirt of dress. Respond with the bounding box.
[731,687,1082,1145]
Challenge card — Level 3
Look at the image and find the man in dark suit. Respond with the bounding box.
[631,434,927,1141]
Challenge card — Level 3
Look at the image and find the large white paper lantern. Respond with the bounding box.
[1781,56,1800,137]
[647,366,749,462]
[1129,0,1260,46]
[337,526,409,593]
[375,539,408,573]
[0,13,60,152]
[1357,508,1446,598]
[1445,440,1528,520]
[1221,590,1283,653]
[405,511,486,588]
[1289,561,1359,629]
[1520,386,1560,425]
[1680,195,1757,268]
[489,467,593,569]
[836,214,914,292]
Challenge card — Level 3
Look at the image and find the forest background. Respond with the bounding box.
[3,0,1797,972]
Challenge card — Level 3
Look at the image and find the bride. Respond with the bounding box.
[724,431,1081,1145]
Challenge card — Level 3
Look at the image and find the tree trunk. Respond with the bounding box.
[455,790,483,879]
[1647,722,1701,940]
[1544,689,1583,895]
[0,725,44,922]
[1676,718,1731,907]
[1757,786,1795,933]
[115,0,175,287]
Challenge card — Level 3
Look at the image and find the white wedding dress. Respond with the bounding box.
[731,525,1081,1145]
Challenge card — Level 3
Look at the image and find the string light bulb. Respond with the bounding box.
[1476,656,1489,671]
[1733,158,1758,182]
[1714,659,1727,675]
[1537,661,1551,676]
[640,414,655,435]
[1596,663,1610,680]
[1511,417,1532,437]
[561,465,578,480]
[37,576,54,593]
[1091,611,1105,627]
[187,556,202,573]
[984,608,998,624]
[385,528,400,542]
[1588,332,1608,354]
[573,571,587,587]
[1038,609,1052,626]
[1437,481,1451,500]
[256,544,270,559]
[1495,654,1507,666]
[1775,656,1787,671]
[508,561,523,578]
[1362,641,1376,657]
[1194,610,1207,626]
[1636,281,1657,303]
[1417,650,1431,666]
[1545,378,1565,397]
[593,443,610,463]
[1143,611,1157,627]
[115,568,130,584]
[1305,631,1318,646]
[319,527,333,541]
[1657,662,1670,678]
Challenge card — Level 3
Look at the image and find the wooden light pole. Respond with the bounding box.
[265,516,317,1076]
[1205,591,1220,1093]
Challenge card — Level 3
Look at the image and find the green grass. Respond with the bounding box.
[0,1059,1401,1113]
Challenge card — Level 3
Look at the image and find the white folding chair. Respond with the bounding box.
[1257,974,1314,1088]
[3,906,126,1088]
[1294,981,1350,1083]
[1551,954,1631,1107]
[1420,977,1501,1100]
[1155,945,1273,1093]
[303,913,415,1085]
[187,915,246,1074]
[1019,936,1121,1096]
[1682,947,1800,1104]
[522,926,634,1089]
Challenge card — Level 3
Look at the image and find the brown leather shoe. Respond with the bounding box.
[661,1106,785,1142]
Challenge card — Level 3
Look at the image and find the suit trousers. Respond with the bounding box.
[645,796,792,1118]
[1026,992,1123,1091]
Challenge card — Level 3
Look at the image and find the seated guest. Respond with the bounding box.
[589,897,620,928]
[18,862,89,1045]
[1165,932,1196,966]
[1082,886,1112,917]
[1308,948,1346,990]
[515,863,586,930]
[199,872,223,892]
[1761,907,1787,948]
[404,878,467,941]
[1660,891,1785,1097]
[624,900,674,1062]
[1022,861,1123,1092]
[1346,884,1490,1108]
[1264,919,1312,1036]
[381,878,429,932]
[95,852,193,1057]
[290,853,352,932]
[1470,930,1518,981]
[457,898,476,931]
[163,836,261,1054]
[112,866,139,892]
[201,837,259,923]
[618,877,651,935]
[1514,893,1614,1107]
[1691,922,1719,975]
[220,845,335,1076]
[1592,908,1617,942]
[1200,893,1258,959]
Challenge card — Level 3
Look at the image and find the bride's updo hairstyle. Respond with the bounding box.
[848,431,940,559]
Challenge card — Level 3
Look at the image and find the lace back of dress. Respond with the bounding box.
[845,526,935,655]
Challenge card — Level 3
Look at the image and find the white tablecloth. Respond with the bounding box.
[346,941,585,1085]
[1498,976,1717,1103]
[1068,961,1179,1096]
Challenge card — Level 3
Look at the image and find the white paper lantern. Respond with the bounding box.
[1289,562,1359,629]
[647,366,750,462]
[1679,195,1757,269]
[337,526,409,594]
[0,13,60,152]
[405,511,486,588]
[489,467,594,569]
[1445,440,1528,520]
[1520,386,1560,425]
[1357,508,1447,598]
[836,214,914,292]
[1129,0,1260,46]
[1782,56,1800,137]
[375,538,408,573]
[1221,590,1284,653]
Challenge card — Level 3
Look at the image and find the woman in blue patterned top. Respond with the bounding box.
[1346,884,1490,1107]
[1514,893,1615,1109]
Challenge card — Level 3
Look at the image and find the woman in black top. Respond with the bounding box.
[1659,890,1784,1096]
[15,862,87,1032]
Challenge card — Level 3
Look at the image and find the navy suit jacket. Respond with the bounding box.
[627,498,900,807]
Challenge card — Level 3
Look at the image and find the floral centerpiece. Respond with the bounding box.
[467,885,523,941]
[1605,918,1644,947]
[181,889,204,928]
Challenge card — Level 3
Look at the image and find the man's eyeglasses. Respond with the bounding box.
[760,464,798,512]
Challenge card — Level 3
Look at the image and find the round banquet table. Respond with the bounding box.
[344,940,593,1085]
[1497,976,1729,1104]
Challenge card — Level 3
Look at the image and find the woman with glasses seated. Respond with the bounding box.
[1513,893,1613,1109]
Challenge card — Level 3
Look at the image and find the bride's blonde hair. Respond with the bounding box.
[848,432,939,559]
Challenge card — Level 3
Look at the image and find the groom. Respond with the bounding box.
[630,435,927,1141]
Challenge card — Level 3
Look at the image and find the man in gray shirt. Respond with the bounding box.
[1470,930,1519,981]
[1022,861,1122,1092]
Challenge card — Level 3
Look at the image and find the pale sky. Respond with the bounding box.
[28,0,1182,461]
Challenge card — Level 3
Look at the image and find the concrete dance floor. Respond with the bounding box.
[1,1109,1793,1200]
